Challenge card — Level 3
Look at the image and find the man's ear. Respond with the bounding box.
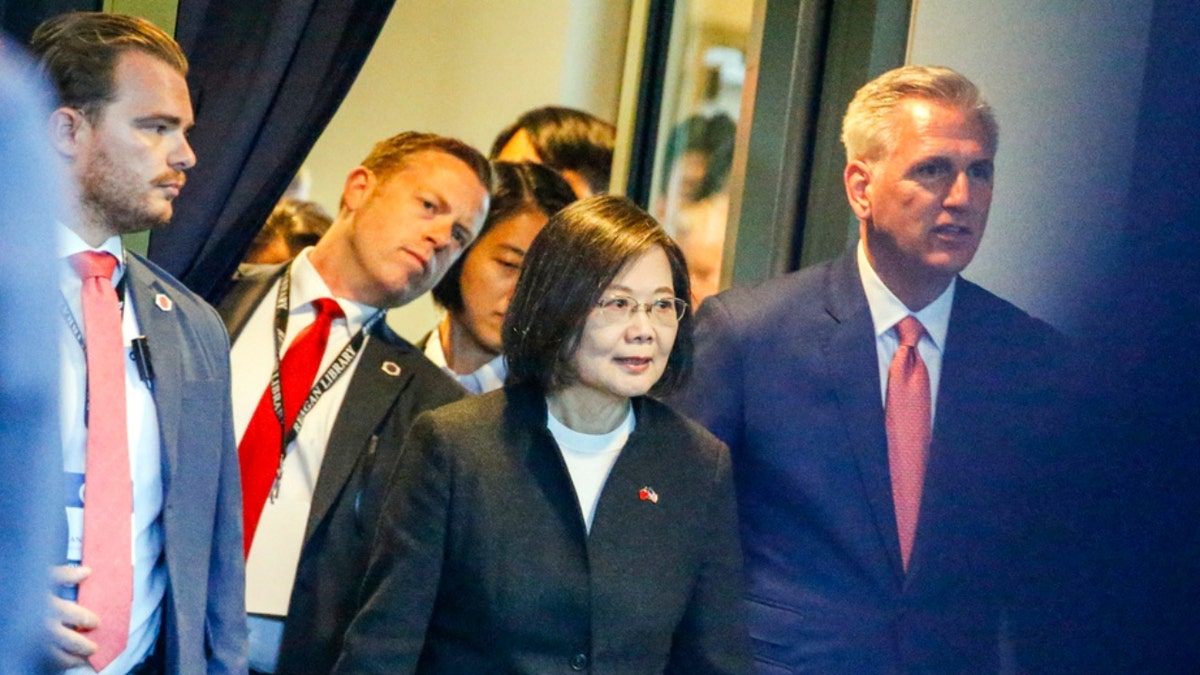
[340,166,376,215]
[49,106,88,160]
[844,160,873,221]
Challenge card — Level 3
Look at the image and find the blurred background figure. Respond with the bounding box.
[336,195,749,673]
[656,113,736,307]
[659,113,736,214]
[491,105,616,198]
[0,36,67,675]
[425,161,576,394]
[243,198,333,265]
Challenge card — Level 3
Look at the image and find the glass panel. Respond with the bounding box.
[650,0,755,306]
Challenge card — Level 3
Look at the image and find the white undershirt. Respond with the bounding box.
[57,224,164,675]
[229,247,375,672]
[546,404,635,533]
[856,240,954,423]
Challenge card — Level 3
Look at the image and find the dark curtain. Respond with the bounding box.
[151,0,396,303]
[0,0,98,43]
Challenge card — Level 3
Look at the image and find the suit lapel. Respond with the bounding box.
[216,263,286,343]
[822,253,906,584]
[589,400,664,543]
[907,279,980,579]
[303,331,413,542]
[125,256,183,495]
[508,386,590,548]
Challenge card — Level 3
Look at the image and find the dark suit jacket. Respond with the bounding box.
[673,252,1069,673]
[334,384,752,675]
[127,253,248,674]
[219,264,466,674]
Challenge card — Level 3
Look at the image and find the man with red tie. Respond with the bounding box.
[674,66,1071,671]
[34,12,247,674]
[216,132,489,674]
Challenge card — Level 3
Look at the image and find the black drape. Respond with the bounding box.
[151,0,396,303]
[0,0,99,43]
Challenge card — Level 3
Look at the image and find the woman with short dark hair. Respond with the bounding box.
[335,195,750,674]
[424,161,575,394]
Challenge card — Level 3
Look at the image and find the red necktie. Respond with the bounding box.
[886,315,931,571]
[70,251,131,671]
[238,297,344,555]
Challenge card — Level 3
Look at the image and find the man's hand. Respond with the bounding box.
[47,565,99,669]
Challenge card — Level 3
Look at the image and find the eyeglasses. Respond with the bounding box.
[594,295,687,326]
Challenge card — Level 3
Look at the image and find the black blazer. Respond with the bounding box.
[219,264,466,675]
[334,384,751,675]
[673,251,1072,672]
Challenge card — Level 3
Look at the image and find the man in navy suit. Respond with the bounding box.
[33,12,247,673]
[675,65,1070,671]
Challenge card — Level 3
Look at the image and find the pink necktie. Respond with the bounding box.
[238,298,344,555]
[886,315,931,571]
[70,251,131,670]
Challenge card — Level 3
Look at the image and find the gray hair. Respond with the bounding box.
[841,65,998,163]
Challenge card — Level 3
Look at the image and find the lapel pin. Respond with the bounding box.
[381,361,402,377]
[155,293,173,311]
[638,486,659,504]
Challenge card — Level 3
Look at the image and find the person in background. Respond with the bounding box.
[656,114,737,307]
[491,105,616,198]
[334,195,750,674]
[33,12,247,673]
[423,161,576,394]
[243,198,333,265]
[217,131,489,675]
[672,65,1072,671]
[658,113,736,216]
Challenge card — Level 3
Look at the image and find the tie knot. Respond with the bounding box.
[69,251,119,281]
[894,315,925,347]
[311,298,344,321]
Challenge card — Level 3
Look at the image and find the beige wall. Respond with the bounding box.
[303,0,629,341]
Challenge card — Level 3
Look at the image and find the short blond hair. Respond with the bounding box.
[841,65,998,163]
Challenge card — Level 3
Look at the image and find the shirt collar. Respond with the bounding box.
[856,239,954,352]
[290,247,377,334]
[56,222,126,284]
[425,320,508,394]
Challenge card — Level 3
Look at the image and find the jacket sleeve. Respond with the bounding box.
[666,443,752,674]
[332,411,450,674]
[204,315,249,674]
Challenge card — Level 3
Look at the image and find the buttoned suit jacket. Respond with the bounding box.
[126,253,248,674]
[218,263,466,674]
[673,251,1069,673]
[334,384,752,675]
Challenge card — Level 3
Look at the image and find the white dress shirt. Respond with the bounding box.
[856,240,955,424]
[230,248,376,672]
[57,224,164,675]
[422,321,507,394]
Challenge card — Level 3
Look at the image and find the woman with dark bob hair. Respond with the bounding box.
[423,161,576,394]
[334,196,750,674]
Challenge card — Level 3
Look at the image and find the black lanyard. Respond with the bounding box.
[267,264,384,499]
